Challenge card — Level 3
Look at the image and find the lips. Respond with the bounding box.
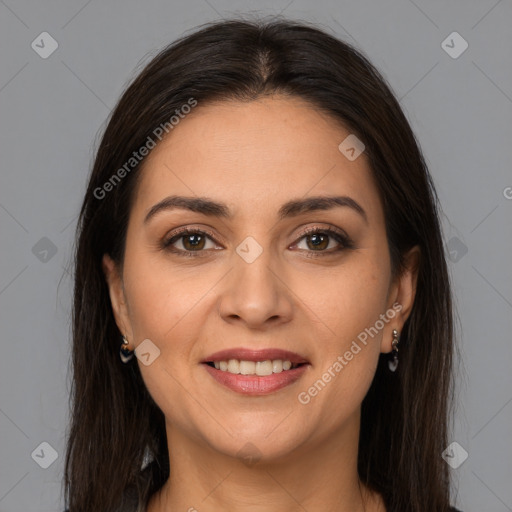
[203,363,309,394]
[201,347,311,395]
[202,348,309,364]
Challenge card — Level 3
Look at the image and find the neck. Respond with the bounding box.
[147,413,384,512]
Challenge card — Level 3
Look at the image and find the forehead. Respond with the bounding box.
[131,96,383,223]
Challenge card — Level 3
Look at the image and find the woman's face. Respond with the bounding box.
[104,96,418,462]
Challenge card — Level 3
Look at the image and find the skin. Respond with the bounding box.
[103,96,419,512]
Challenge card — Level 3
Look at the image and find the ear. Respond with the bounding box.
[102,254,133,342]
[380,245,420,353]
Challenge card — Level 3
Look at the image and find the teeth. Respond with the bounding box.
[212,359,299,376]
[240,360,255,375]
[272,360,283,373]
[227,359,240,374]
[255,360,273,376]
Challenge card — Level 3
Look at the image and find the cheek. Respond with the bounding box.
[122,247,206,343]
[340,267,390,343]
[305,257,390,353]
[121,252,212,427]
[295,253,390,408]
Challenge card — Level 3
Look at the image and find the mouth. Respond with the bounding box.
[203,359,307,375]
[201,348,311,395]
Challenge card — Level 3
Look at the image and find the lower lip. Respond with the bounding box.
[202,363,310,395]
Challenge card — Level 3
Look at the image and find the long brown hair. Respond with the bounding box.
[64,18,456,511]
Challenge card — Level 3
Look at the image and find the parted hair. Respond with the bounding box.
[64,17,456,512]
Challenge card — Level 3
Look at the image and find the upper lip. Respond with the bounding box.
[202,348,309,364]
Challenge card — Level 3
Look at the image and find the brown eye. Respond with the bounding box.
[180,232,206,251]
[304,232,330,251]
[163,228,219,256]
[294,227,353,254]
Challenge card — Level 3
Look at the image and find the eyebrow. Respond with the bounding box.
[144,194,368,224]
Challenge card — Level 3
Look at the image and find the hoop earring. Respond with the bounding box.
[120,335,135,363]
[388,329,400,372]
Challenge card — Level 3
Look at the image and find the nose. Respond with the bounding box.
[217,249,294,330]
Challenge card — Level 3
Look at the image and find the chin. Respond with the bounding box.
[196,416,310,464]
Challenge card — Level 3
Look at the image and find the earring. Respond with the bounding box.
[388,329,400,372]
[120,335,135,363]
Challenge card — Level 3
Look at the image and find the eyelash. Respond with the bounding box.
[162,226,354,258]
[296,226,355,257]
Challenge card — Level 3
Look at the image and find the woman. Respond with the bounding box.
[64,18,461,512]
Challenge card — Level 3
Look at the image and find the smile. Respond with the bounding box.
[201,347,311,395]
[205,359,303,375]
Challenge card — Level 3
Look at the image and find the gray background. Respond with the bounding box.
[1,0,511,511]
